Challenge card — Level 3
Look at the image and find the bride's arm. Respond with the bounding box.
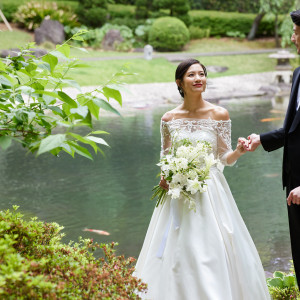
[159,113,172,190]
[213,107,246,166]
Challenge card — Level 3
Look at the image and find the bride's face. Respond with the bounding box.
[178,64,207,96]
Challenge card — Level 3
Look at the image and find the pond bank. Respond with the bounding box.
[64,71,290,114]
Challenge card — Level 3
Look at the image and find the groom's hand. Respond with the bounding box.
[287,186,300,206]
[246,134,261,152]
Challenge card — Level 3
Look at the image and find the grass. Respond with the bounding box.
[0,30,32,49]
[68,53,277,86]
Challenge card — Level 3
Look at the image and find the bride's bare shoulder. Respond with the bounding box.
[161,107,181,122]
[210,105,230,121]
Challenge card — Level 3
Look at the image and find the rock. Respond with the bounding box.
[1,48,47,58]
[101,29,123,51]
[206,65,228,73]
[34,19,65,45]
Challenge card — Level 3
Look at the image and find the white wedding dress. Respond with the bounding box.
[134,118,270,300]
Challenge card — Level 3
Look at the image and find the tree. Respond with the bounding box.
[280,0,300,47]
[153,0,191,25]
[247,0,290,44]
[135,0,153,19]
[0,31,131,159]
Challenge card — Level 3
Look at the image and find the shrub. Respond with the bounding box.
[109,17,145,31]
[135,19,154,43]
[190,10,284,37]
[189,26,210,39]
[65,23,134,50]
[148,17,190,51]
[267,270,299,299]
[108,3,135,19]
[76,0,108,28]
[13,1,79,31]
[0,206,147,298]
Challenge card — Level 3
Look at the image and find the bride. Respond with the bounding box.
[134,58,270,299]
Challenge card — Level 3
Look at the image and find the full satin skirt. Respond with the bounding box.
[134,169,270,300]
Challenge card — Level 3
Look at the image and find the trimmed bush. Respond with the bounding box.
[76,0,108,28]
[13,1,79,30]
[149,17,190,51]
[189,26,210,39]
[190,10,284,37]
[0,206,147,298]
[108,3,135,19]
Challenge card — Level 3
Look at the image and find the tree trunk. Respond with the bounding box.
[275,14,280,48]
[247,12,265,41]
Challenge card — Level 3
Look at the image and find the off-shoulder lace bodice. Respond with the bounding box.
[160,118,234,166]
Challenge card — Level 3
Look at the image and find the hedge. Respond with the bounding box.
[190,10,284,37]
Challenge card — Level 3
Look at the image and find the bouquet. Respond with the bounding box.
[151,138,218,211]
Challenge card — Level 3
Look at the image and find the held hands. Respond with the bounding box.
[236,137,248,155]
[241,134,261,152]
[287,186,300,206]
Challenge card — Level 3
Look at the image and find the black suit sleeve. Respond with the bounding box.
[260,127,285,152]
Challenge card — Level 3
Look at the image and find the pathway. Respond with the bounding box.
[81,48,283,62]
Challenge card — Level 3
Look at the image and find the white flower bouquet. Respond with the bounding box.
[151,138,217,211]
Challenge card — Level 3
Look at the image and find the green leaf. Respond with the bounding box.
[93,98,120,116]
[42,54,58,73]
[102,86,122,105]
[50,50,69,60]
[69,141,93,160]
[56,44,70,58]
[267,278,284,288]
[86,136,109,147]
[61,79,81,91]
[0,60,6,71]
[0,136,12,150]
[90,130,109,135]
[283,275,296,288]
[0,75,12,86]
[273,271,284,279]
[48,106,64,117]
[57,91,77,108]
[70,106,88,118]
[37,134,66,155]
[72,36,84,41]
[86,100,100,119]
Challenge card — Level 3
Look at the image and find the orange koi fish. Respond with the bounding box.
[260,117,283,122]
[83,228,110,235]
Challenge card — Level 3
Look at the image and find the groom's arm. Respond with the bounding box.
[246,127,285,152]
[260,127,285,152]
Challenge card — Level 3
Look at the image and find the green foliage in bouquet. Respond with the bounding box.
[267,269,300,299]
[0,206,147,298]
[13,1,79,31]
[0,31,131,159]
[148,17,190,52]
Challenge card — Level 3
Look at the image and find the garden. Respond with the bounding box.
[1,0,300,298]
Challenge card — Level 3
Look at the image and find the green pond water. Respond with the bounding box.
[0,96,291,272]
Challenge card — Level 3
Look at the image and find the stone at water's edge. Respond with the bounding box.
[34,19,65,45]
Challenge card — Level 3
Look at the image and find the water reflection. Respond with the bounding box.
[0,96,291,272]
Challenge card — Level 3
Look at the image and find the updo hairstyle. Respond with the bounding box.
[175,58,207,98]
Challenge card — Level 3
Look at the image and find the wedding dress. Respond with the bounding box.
[134,118,270,300]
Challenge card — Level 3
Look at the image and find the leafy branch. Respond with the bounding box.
[0,31,133,159]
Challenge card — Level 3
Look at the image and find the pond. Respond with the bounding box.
[0,95,291,273]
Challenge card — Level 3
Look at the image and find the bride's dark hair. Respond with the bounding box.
[175,58,207,98]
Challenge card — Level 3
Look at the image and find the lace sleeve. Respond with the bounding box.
[160,120,171,158]
[217,120,235,166]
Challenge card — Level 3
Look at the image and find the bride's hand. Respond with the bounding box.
[236,137,248,155]
[159,176,169,190]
